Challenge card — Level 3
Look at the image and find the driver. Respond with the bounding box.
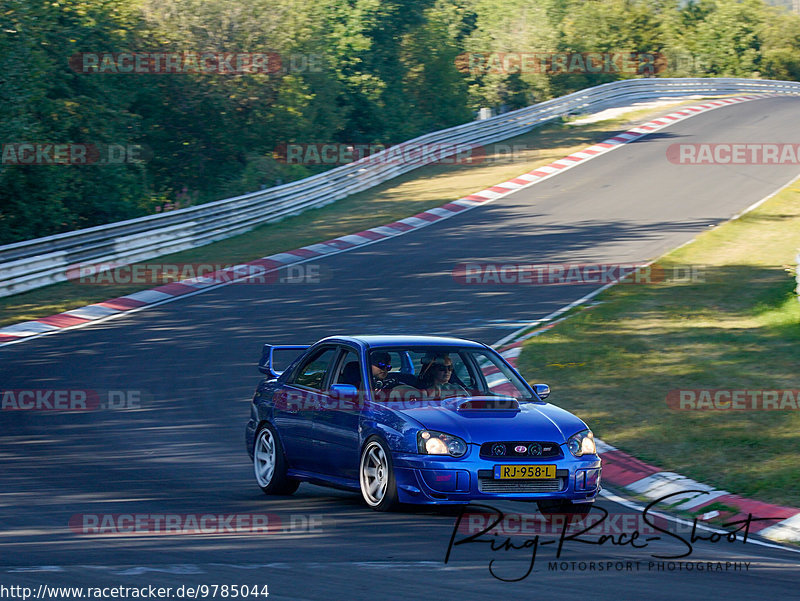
[371,351,421,403]
[370,352,403,391]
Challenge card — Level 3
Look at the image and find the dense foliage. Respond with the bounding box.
[2,0,800,244]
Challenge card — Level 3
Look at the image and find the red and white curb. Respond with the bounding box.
[598,442,800,543]
[496,317,800,545]
[0,93,776,349]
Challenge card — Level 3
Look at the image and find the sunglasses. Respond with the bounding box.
[373,361,392,370]
[433,364,454,372]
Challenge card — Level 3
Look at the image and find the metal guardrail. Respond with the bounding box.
[3,77,800,298]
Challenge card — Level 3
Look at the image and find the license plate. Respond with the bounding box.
[493,464,556,479]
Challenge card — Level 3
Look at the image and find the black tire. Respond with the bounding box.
[537,499,593,516]
[253,423,299,495]
[359,437,399,512]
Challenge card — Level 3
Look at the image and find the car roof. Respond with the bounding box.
[319,335,488,349]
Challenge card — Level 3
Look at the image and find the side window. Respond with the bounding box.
[333,349,363,388]
[291,348,337,390]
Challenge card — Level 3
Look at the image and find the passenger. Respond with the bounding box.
[417,354,468,399]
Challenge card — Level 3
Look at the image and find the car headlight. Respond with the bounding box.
[417,430,467,457]
[567,429,596,457]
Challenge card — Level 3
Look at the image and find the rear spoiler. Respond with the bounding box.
[258,344,309,378]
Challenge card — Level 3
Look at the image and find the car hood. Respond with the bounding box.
[392,397,588,443]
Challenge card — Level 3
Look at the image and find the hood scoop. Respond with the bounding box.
[457,397,520,411]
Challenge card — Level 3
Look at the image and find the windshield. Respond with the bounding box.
[367,346,535,403]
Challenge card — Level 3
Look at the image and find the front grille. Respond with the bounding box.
[480,441,561,459]
[478,477,564,493]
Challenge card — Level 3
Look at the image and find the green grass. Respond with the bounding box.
[516,184,800,507]
[0,99,705,328]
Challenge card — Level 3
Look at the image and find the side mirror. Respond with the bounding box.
[329,384,359,399]
[534,383,550,400]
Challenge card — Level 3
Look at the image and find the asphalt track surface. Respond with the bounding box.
[2,96,800,600]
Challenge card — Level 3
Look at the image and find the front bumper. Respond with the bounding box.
[391,450,601,504]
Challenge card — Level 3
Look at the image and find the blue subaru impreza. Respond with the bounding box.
[245,335,601,512]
